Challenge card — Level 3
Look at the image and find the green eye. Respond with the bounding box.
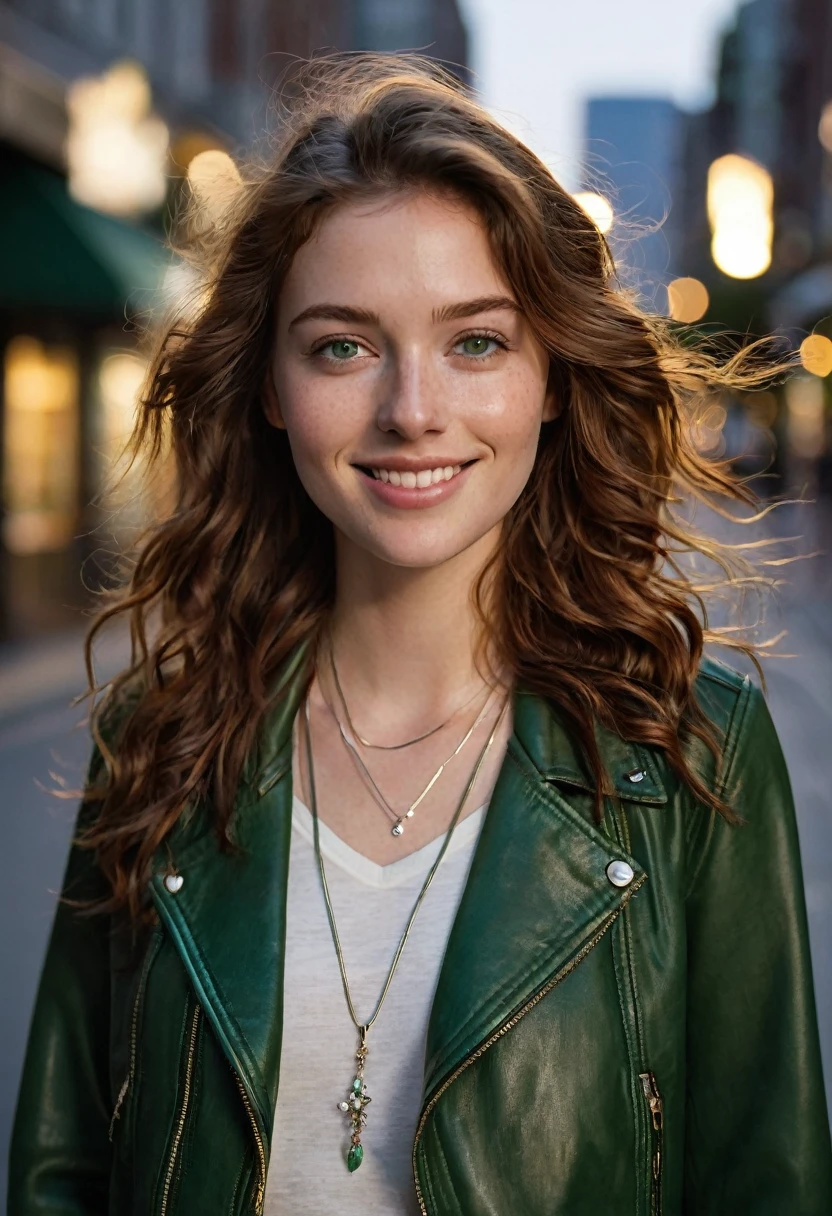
[460,336,495,356]
[328,340,360,359]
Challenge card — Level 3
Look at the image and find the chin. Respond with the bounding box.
[350,520,500,571]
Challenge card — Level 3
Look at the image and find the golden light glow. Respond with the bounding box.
[707,154,773,279]
[187,150,243,224]
[95,349,152,531]
[573,191,614,234]
[819,100,832,154]
[66,59,169,217]
[2,337,79,553]
[799,334,832,377]
[786,376,825,459]
[667,277,709,323]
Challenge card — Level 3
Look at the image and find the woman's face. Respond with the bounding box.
[267,188,556,571]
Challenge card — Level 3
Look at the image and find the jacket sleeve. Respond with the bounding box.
[7,751,113,1215]
[683,678,832,1213]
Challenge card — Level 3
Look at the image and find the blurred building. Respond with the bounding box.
[582,97,685,313]
[0,0,469,639]
[674,0,832,493]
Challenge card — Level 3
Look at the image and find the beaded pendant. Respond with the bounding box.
[336,1035,372,1171]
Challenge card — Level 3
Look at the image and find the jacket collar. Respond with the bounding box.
[149,647,662,1149]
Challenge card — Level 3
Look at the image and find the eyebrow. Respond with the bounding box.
[287,295,521,330]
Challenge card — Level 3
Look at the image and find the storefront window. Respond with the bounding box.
[2,336,79,554]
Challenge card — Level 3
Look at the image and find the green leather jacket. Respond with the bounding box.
[8,652,832,1214]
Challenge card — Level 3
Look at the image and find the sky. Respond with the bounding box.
[460,0,743,191]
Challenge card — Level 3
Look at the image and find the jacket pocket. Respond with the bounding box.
[639,1070,664,1215]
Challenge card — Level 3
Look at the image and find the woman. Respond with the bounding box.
[9,53,832,1215]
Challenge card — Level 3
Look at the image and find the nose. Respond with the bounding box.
[375,347,446,441]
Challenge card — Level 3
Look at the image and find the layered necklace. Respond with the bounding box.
[324,634,498,838]
[302,664,508,1173]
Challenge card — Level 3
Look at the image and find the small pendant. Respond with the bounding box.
[392,820,404,836]
[337,1030,372,1170]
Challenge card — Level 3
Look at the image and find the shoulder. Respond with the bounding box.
[694,653,775,751]
[657,653,776,808]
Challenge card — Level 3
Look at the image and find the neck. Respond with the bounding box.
[325,526,502,737]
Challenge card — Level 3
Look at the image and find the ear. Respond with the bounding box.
[262,362,286,430]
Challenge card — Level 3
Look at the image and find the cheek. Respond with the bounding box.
[273,366,360,466]
[483,373,547,460]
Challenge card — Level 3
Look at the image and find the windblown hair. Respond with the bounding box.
[75,52,787,927]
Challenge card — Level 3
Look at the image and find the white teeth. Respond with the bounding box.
[366,463,468,485]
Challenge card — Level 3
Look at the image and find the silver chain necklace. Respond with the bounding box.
[302,685,508,1173]
[327,631,486,750]
[327,676,498,837]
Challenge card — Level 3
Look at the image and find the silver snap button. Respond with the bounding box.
[625,768,646,784]
[606,860,634,887]
[164,873,184,893]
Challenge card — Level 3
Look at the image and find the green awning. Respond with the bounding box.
[0,148,166,315]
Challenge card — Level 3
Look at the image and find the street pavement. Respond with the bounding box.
[0,525,830,1196]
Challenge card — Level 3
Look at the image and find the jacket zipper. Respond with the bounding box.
[109,931,161,1142]
[639,1070,663,1215]
[411,874,648,1215]
[232,1069,267,1215]
[159,1001,201,1216]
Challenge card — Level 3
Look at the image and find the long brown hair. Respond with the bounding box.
[75,52,788,927]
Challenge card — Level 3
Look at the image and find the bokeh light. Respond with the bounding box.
[187,149,243,224]
[707,154,773,279]
[667,277,709,323]
[66,59,169,217]
[799,334,832,377]
[786,376,826,458]
[573,191,614,234]
[819,100,832,154]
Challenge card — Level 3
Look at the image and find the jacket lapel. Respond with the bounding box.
[148,643,309,1145]
[421,687,662,1099]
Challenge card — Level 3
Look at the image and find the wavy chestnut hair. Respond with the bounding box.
[73,52,785,927]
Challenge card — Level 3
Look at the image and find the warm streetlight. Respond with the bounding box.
[573,191,614,234]
[707,154,773,279]
[800,334,832,377]
[667,277,709,323]
[66,59,169,218]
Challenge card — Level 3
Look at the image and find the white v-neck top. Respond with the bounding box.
[263,793,488,1214]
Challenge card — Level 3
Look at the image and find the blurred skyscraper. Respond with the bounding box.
[583,97,684,313]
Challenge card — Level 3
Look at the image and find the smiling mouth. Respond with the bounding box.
[355,461,474,488]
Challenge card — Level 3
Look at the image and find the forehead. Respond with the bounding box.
[277,189,512,319]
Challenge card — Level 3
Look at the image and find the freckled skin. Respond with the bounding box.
[265,189,557,572]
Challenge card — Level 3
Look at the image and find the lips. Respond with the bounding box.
[354,459,476,509]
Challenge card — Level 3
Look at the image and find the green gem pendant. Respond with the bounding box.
[338,1033,372,1171]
